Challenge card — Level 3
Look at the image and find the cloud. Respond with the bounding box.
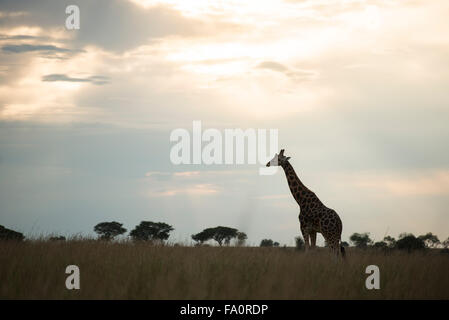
[42,74,110,85]
[143,170,253,199]
[145,171,171,177]
[0,0,226,53]
[256,60,317,82]
[253,194,289,200]
[257,61,288,72]
[144,171,202,182]
[0,11,29,19]
[173,171,200,177]
[336,170,449,197]
[145,170,239,180]
[2,44,72,53]
[1,43,83,60]
[144,171,172,181]
[148,183,219,197]
[0,35,38,40]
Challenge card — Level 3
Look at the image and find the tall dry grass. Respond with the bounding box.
[1,240,448,299]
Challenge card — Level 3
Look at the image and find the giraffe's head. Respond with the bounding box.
[266,149,291,167]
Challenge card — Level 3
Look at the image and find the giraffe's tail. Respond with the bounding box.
[340,245,346,258]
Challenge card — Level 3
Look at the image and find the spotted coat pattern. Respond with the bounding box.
[281,161,343,255]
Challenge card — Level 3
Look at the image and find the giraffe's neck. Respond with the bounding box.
[281,161,312,207]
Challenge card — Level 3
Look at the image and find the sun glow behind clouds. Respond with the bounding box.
[151,0,386,96]
[129,0,302,20]
[343,170,449,197]
[1,0,448,121]
[0,45,111,120]
[148,184,219,197]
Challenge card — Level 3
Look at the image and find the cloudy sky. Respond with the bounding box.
[0,0,448,245]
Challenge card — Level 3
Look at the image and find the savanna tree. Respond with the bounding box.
[211,226,238,246]
[295,236,305,250]
[396,234,425,252]
[418,232,440,248]
[0,225,24,241]
[373,241,388,249]
[383,236,396,248]
[349,232,373,248]
[130,221,174,242]
[443,237,449,249]
[191,229,214,245]
[94,221,127,240]
[192,227,241,246]
[236,232,248,246]
[260,239,274,247]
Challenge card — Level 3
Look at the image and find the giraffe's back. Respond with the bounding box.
[319,207,342,240]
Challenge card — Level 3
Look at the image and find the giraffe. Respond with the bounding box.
[266,149,345,257]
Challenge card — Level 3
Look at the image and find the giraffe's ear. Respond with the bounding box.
[286,157,291,161]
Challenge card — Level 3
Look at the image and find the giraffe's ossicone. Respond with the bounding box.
[267,149,345,257]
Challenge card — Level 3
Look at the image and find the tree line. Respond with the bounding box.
[255,232,449,253]
[0,222,248,246]
[347,232,449,252]
[93,222,249,246]
[94,221,174,242]
[1,223,448,253]
[191,226,247,246]
[0,222,174,243]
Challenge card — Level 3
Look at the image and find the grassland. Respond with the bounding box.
[1,240,448,299]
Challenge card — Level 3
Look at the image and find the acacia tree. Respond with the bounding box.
[373,241,388,249]
[130,221,174,242]
[295,236,305,250]
[383,236,396,248]
[0,225,24,241]
[212,226,238,246]
[443,237,449,249]
[260,239,274,247]
[236,232,248,246]
[418,232,440,248]
[191,229,214,245]
[349,232,373,248]
[192,226,239,246]
[396,233,425,252]
[94,221,127,240]
[260,239,279,247]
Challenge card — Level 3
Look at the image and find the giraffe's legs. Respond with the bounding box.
[327,240,340,257]
[310,232,317,249]
[303,233,310,251]
[299,215,310,252]
[301,229,310,252]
